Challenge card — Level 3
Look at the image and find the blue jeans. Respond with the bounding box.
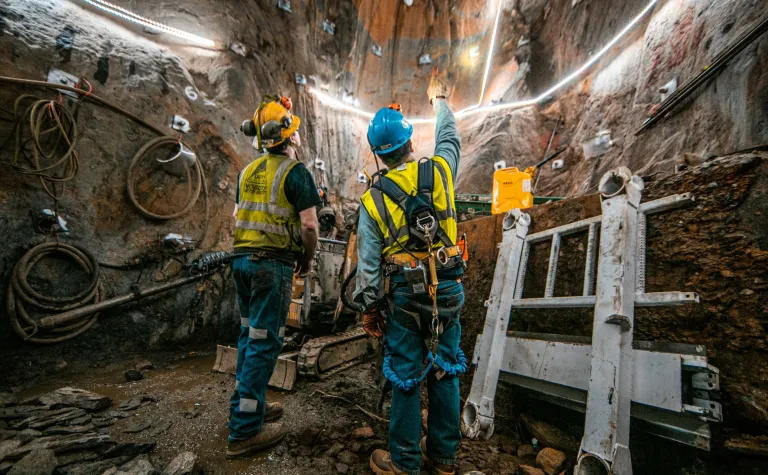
[386,279,465,475]
[228,256,293,441]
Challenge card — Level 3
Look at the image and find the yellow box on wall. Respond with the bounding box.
[491,167,534,214]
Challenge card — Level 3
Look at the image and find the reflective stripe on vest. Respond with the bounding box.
[360,156,457,256]
[234,154,302,253]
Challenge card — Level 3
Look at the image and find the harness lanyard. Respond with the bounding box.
[418,217,441,356]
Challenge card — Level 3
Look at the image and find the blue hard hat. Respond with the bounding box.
[367,107,413,155]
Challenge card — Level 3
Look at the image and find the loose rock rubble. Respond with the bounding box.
[0,388,197,475]
[455,431,570,475]
[535,447,567,475]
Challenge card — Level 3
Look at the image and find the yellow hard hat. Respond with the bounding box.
[255,101,301,148]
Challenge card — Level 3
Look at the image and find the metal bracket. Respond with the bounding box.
[322,19,336,35]
[277,0,292,13]
[692,371,720,392]
[685,399,723,422]
[47,68,81,99]
[171,115,190,133]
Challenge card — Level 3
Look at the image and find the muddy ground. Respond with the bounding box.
[3,344,766,475]
[2,349,551,475]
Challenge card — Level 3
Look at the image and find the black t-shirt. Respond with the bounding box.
[284,163,323,212]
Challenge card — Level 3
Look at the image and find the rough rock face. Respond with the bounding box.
[459,0,768,197]
[0,0,510,367]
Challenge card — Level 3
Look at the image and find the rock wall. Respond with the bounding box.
[1,0,766,399]
[457,0,768,197]
[0,0,508,385]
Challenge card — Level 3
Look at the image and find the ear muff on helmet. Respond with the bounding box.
[260,120,283,142]
[240,120,258,137]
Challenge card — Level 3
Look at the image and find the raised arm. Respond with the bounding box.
[428,74,461,182]
[432,99,460,181]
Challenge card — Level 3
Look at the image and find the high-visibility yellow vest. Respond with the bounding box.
[234,154,303,254]
[361,156,457,257]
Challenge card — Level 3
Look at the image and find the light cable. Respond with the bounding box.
[310,0,658,124]
[80,0,216,48]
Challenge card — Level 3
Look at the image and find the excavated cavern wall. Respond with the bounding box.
[457,153,768,448]
[456,0,768,199]
[0,0,360,386]
[0,0,505,387]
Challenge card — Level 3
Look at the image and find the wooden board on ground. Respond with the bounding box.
[213,345,298,391]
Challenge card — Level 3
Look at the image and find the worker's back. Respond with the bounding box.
[234,154,302,254]
[361,156,458,257]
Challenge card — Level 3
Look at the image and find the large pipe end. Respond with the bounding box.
[502,209,532,231]
[575,453,611,475]
[461,401,494,440]
[461,402,480,438]
[599,167,631,198]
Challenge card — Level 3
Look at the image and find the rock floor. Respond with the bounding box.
[4,348,768,474]
[1,350,543,475]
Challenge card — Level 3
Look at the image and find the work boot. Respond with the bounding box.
[369,449,407,475]
[265,401,284,422]
[420,437,457,475]
[226,422,288,459]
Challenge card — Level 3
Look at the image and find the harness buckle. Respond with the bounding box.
[416,215,436,233]
[436,247,450,266]
[383,263,401,277]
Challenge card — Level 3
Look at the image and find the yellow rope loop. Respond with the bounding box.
[1,95,80,202]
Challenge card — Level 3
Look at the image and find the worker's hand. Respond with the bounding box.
[362,306,386,339]
[427,69,449,104]
[296,257,314,278]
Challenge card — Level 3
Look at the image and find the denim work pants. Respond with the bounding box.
[228,256,293,441]
[386,279,465,475]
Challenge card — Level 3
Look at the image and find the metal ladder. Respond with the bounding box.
[461,168,721,475]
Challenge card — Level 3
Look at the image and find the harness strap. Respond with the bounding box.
[417,158,434,195]
[433,161,455,220]
[385,246,461,266]
[374,176,409,210]
[435,227,454,247]
[373,159,454,251]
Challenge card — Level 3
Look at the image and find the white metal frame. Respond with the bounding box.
[461,168,721,475]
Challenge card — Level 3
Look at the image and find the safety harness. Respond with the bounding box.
[373,159,468,389]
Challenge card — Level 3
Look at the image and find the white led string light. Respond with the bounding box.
[79,0,657,122]
[311,0,658,124]
[459,0,659,118]
[81,0,216,48]
[477,0,504,105]
[309,89,375,118]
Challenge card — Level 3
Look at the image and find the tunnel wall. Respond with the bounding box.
[0,0,513,388]
[457,153,768,442]
[456,0,768,200]
[0,0,358,387]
